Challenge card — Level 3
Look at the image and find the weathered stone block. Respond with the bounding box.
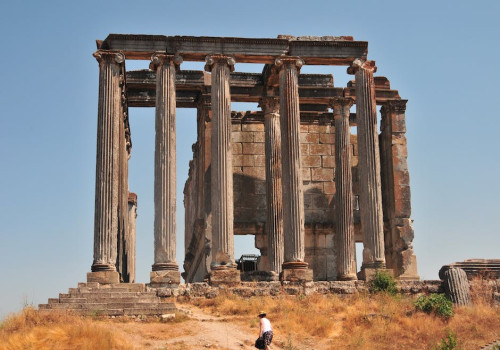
[254,155,265,167]
[303,181,324,192]
[231,124,241,132]
[302,155,321,167]
[243,166,265,179]
[232,155,244,167]
[242,143,264,154]
[323,182,336,195]
[302,168,311,181]
[87,271,120,284]
[299,144,309,156]
[318,125,333,133]
[300,124,309,133]
[391,115,407,133]
[209,269,241,286]
[319,133,334,144]
[311,168,334,182]
[309,144,332,155]
[242,123,264,132]
[232,143,242,155]
[358,268,394,282]
[150,270,181,286]
[233,166,243,174]
[232,131,253,143]
[322,156,335,168]
[309,124,320,133]
[397,252,419,280]
[253,132,265,143]
[282,268,314,282]
[300,133,319,144]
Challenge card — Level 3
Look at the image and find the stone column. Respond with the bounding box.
[127,192,137,283]
[331,97,357,281]
[275,57,312,281]
[348,59,386,279]
[260,96,284,278]
[88,50,125,284]
[205,55,240,285]
[380,100,419,280]
[150,53,182,286]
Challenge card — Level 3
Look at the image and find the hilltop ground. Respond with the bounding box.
[1,288,499,350]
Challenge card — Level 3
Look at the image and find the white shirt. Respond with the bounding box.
[261,317,272,333]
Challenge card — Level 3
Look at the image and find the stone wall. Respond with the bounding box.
[154,280,445,299]
[183,112,370,282]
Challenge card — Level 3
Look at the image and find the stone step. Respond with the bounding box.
[74,309,125,316]
[124,307,176,316]
[59,296,159,304]
[48,298,60,304]
[42,302,174,311]
[99,283,146,292]
[69,291,157,298]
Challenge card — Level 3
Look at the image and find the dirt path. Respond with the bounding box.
[110,304,292,350]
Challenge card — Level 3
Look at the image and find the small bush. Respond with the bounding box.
[370,270,398,295]
[415,294,454,319]
[435,328,458,350]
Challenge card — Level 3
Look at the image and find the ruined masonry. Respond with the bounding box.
[41,33,421,315]
[85,33,418,285]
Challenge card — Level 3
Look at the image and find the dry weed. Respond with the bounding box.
[189,292,500,350]
[0,307,133,350]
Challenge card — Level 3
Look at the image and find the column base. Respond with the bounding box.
[209,267,241,286]
[87,271,120,284]
[281,262,313,282]
[337,273,358,281]
[150,270,181,287]
[358,267,394,282]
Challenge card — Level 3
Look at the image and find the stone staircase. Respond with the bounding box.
[38,282,176,316]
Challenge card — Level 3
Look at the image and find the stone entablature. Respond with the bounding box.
[88,34,419,286]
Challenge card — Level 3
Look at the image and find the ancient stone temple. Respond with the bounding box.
[87,33,419,286]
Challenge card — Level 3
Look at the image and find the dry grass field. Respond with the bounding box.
[1,282,498,350]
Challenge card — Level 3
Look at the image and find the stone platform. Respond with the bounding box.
[153,280,445,299]
[39,282,176,316]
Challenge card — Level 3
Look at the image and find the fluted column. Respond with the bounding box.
[89,50,125,284]
[331,97,357,281]
[276,57,311,281]
[205,55,238,276]
[150,53,182,285]
[127,192,137,283]
[348,59,386,272]
[260,96,284,276]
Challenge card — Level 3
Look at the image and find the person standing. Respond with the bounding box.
[258,311,273,350]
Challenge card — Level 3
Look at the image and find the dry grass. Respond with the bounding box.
[0,307,134,350]
[189,292,500,349]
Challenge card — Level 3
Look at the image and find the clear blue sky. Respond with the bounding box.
[1,0,499,318]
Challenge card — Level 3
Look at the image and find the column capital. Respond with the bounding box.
[330,97,354,119]
[93,50,125,65]
[384,99,407,113]
[259,96,280,115]
[204,54,235,73]
[347,59,377,75]
[274,56,304,73]
[149,52,183,71]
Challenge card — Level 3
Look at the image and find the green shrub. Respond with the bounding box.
[414,294,454,319]
[435,328,458,350]
[370,270,398,295]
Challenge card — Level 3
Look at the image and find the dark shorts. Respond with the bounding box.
[263,330,273,345]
